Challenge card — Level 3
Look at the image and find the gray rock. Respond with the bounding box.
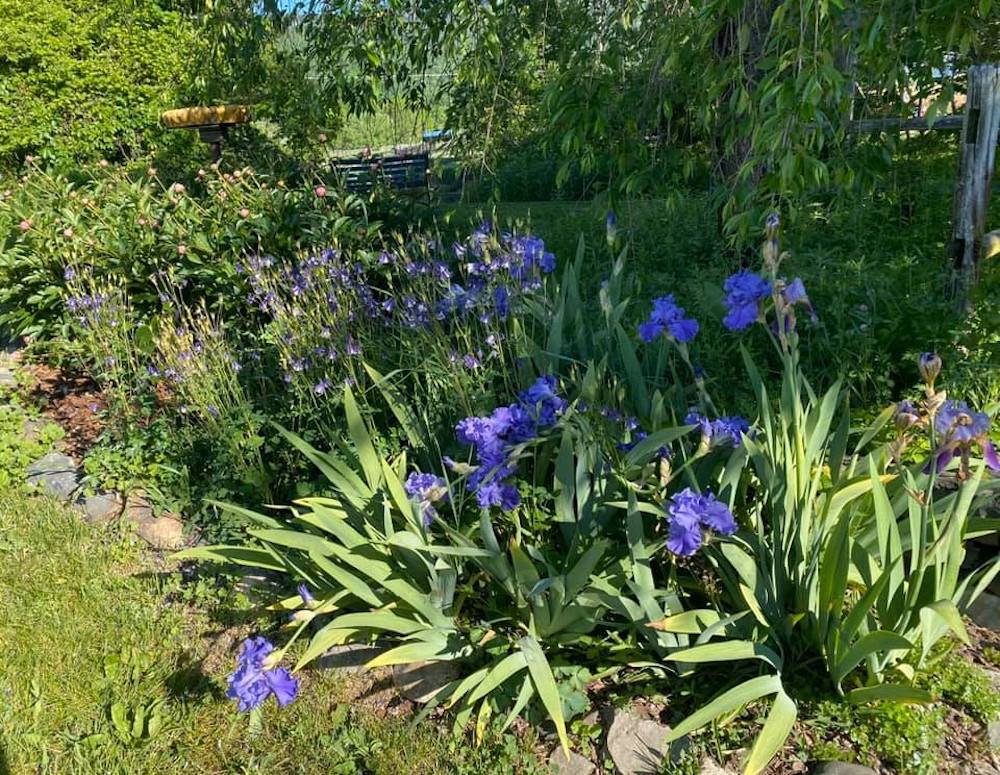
[0,366,15,388]
[968,592,1000,631]
[26,452,80,501]
[391,659,459,703]
[80,492,122,524]
[605,709,688,775]
[810,764,876,775]
[124,492,154,523]
[548,748,595,775]
[316,643,387,674]
[989,720,1000,751]
[135,513,185,550]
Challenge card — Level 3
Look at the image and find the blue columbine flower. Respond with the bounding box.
[226,636,299,712]
[665,488,737,556]
[638,294,699,343]
[722,270,771,331]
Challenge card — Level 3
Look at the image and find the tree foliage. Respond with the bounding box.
[211,0,998,237]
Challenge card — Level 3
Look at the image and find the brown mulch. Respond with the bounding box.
[21,362,106,458]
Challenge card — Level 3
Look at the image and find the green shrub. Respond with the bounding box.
[0,0,201,166]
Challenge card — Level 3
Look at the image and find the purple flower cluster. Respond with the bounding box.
[665,488,737,556]
[237,224,556,397]
[454,376,566,511]
[404,471,450,525]
[685,410,750,447]
[638,295,699,343]
[722,270,771,331]
[226,636,299,712]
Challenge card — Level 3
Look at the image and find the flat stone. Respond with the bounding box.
[810,764,876,775]
[548,748,595,775]
[968,592,1000,631]
[316,643,387,674]
[989,721,1000,751]
[0,367,15,388]
[80,492,123,524]
[22,418,47,441]
[124,492,154,523]
[25,452,80,501]
[135,513,184,549]
[605,709,688,775]
[391,659,459,703]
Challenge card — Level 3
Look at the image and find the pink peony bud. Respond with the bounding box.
[172,183,185,194]
[177,244,187,255]
[314,185,326,198]
[18,219,31,231]
[63,228,73,238]
[99,159,109,168]
[239,208,250,219]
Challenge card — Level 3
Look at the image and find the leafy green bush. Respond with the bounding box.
[0,0,201,166]
[0,161,373,339]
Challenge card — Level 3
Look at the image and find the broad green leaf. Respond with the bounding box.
[648,610,720,634]
[846,684,933,704]
[666,675,781,741]
[520,635,569,754]
[343,385,382,490]
[832,631,913,687]
[744,689,797,775]
[467,651,528,704]
[171,545,284,571]
[665,641,781,669]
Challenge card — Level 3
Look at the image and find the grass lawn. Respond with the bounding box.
[0,489,544,774]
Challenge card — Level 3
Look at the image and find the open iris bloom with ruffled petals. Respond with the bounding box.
[665,487,737,556]
[638,294,699,343]
[933,400,1000,474]
[226,636,299,712]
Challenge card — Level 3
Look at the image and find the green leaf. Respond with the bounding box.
[667,675,782,741]
[467,651,529,704]
[171,545,284,571]
[343,385,382,490]
[832,631,913,687]
[664,640,781,669]
[744,689,797,775]
[520,635,569,754]
[846,684,933,704]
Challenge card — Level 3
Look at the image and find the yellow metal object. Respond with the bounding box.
[160,105,251,129]
[984,229,1000,260]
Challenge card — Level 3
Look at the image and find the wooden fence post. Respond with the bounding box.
[951,64,1000,309]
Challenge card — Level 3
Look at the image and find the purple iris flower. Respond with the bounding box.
[404,471,450,525]
[932,400,1000,472]
[685,411,750,447]
[665,488,737,556]
[455,377,565,512]
[226,636,299,712]
[638,294,699,343]
[297,584,315,605]
[723,270,771,331]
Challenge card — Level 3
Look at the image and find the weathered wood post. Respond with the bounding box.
[951,64,1000,309]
